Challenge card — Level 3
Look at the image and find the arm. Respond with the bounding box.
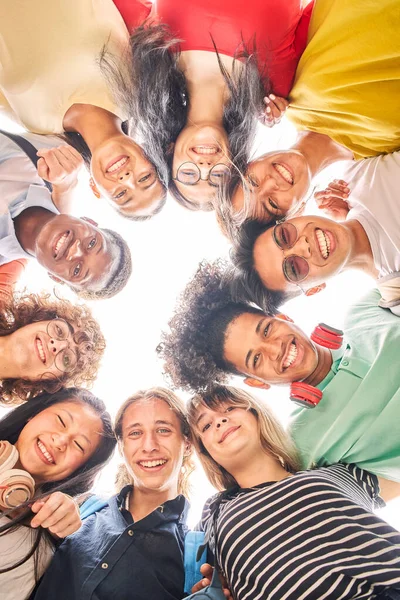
[36,145,83,213]
[0,259,27,306]
[377,477,400,503]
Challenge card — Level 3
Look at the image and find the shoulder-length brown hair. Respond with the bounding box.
[188,385,300,491]
[0,292,105,405]
[114,387,195,498]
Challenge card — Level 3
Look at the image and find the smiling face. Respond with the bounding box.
[253,216,353,294]
[8,319,81,381]
[34,214,116,291]
[90,134,164,217]
[15,401,102,484]
[223,312,318,386]
[120,398,186,496]
[194,402,262,472]
[172,124,231,206]
[231,150,312,223]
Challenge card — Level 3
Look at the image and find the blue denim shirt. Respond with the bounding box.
[34,486,189,600]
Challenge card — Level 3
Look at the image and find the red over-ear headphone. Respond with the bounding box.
[289,323,343,409]
[0,441,35,509]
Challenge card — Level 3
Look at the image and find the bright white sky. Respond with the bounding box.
[0,111,399,530]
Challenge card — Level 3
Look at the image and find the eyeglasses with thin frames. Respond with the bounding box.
[45,319,78,374]
[173,162,231,187]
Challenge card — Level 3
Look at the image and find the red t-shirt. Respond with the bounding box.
[114,0,314,97]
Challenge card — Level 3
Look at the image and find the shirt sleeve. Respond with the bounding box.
[0,259,27,305]
[344,463,385,509]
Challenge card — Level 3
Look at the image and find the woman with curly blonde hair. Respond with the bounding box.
[0,291,105,405]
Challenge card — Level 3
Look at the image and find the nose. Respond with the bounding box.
[261,174,279,192]
[48,338,69,356]
[51,432,68,452]
[216,417,228,429]
[118,170,132,183]
[142,431,160,453]
[67,238,83,260]
[262,336,282,362]
[289,234,311,258]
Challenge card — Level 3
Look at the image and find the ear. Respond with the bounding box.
[48,273,64,284]
[118,439,124,457]
[244,377,271,390]
[183,440,192,457]
[275,313,294,323]
[305,283,326,297]
[166,142,175,155]
[81,216,98,227]
[89,177,101,199]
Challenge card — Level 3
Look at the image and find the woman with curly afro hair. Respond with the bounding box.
[0,291,105,405]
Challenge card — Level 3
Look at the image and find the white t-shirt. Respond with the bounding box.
[343,152,400,314]
[0,516,54,599]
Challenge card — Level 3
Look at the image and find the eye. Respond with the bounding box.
[128,430,141,438]
[114,190,126,200]
[58,415,66,428]
[88,238,96,250]
[74,441,84,453]
[268,198,279,211]
[225,406,235,413]
[62,354,72,369]
[253,353,261,368]
[263,323,271,337]
[202,423,211,433]
[138,173,152,184]
[73,264,82,278]
[247,174,259,188]
[157,428,171,434]
[55,325,64,337]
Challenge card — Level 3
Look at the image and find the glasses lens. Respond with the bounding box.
[274,223,298,250]
[55,349,78,374]
[283,255,309,283]
[209,164,231,187]
[177,163,200,185]
[47,319,69,341]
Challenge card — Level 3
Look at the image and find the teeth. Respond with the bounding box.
[107,157,128,173]
[316,229,330,259]
[36,338,46,363]
[274,163,293,184]
[283,341,298,369]
[55,232,68,256]
[139,459,167,468]
[37,440,54,464]
[192,146,219,155]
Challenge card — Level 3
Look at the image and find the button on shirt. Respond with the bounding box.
[0,132,59,265]
[34,486,190,600]
[290,289,400,481]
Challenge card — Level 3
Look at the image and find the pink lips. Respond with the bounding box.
[219,426,240,444]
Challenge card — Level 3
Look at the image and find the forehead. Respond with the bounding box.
[253,227,289,291]
[224,313,266,365]
[122,398,180,428]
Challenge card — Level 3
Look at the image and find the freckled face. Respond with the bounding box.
[15,401,102,484]
[90,135,164,217]
[231,150,311,223]
[223,313,318,385]
[253,216,353,293]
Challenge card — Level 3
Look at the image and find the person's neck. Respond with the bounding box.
[230,452,291,489]
[62,103,124,153]
[293,131,354,178]
[13,206,54,256]
[128,485,178,522]
[304,345,333,387]
[343,219,378,279]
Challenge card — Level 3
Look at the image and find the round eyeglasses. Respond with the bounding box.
[173,162,231,187]
[273,222,309,285]
[46,319,78,373]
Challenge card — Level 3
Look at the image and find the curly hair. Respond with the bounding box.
[0,292,106,405]
[157,259,266,394]
[71,228,132,300]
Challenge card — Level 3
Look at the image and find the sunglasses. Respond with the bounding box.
[273,222,309,284]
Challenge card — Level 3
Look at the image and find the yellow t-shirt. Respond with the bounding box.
[288,0,400,159]
[0,0,130,133]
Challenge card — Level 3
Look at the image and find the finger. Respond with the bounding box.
[56,145,83,170]
[327,182,349,195]
[36,157,50,180]
[199,563,214,577]
[268,94,289,112]
[191,578,210,593]
[31,492,73,528]
[48,514,80,538]
[59,144,84,165]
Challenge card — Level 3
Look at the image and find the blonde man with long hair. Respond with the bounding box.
[188,386,400,600]
[35,387,194,600]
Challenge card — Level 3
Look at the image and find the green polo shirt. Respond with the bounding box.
[290,289,400,481]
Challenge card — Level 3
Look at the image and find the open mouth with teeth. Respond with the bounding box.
[273,163,294,185]
[138,459,168,470]
[37,439,55,464]
[283,340,298,370]
[53,231,71,260]
[106,155,129,174]
[316,228,331,259]
[190,145,221,155]
[35,338,46,364]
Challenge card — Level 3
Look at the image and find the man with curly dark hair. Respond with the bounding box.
[0,291,105,405]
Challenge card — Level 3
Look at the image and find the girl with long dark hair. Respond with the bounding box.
[0,386,115,599]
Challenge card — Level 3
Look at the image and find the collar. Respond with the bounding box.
[115,485,189,526]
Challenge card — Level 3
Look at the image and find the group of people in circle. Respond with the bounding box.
[0,0,399,598]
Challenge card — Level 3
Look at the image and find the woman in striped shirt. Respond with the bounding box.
[188,385,400,600]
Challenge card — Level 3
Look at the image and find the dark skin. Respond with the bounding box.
[14,206,55,254]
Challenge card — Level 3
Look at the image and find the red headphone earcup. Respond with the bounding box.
[290,382,323,408]
[311,323,343,350]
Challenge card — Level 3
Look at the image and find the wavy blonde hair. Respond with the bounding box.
[114,387,195,498]
[188,385,300,491]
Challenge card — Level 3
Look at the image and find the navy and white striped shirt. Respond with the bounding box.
[200,464,400,600]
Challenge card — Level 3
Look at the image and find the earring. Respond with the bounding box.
[89,177,101,199]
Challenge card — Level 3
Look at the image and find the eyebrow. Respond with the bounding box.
[245,317,266,369]
[63,409,92,446]
[124,419,176,430]
[195,413,206,427]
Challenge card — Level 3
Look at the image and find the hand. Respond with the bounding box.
[191,563,233,599]
[36,145,83,192]
[259,94,289,127]
[314,179,351,221]
[30,491,81,538]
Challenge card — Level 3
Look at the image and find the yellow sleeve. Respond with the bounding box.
[287,0,400,159]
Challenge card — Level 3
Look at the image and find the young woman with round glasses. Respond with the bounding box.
[158,260,400,484]
[188,385,400,600]
[0,291,105,405]
[0,386,115,600]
